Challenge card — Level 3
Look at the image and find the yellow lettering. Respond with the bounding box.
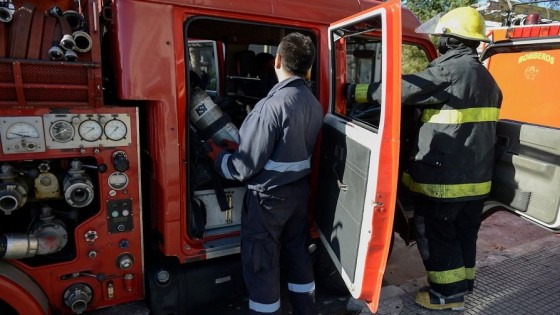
[518,52,555,65]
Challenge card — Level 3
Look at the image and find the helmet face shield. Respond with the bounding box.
[415,12,445,35]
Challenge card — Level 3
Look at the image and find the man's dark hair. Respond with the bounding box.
[277,32,316,77]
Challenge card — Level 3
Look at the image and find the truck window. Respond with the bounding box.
[335,39,429,128]
[188,40,220,96]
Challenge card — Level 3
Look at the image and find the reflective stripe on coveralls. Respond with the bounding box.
[249,299,281,313]
[288,281,315,293]
[220,155,311,181]
[263,158,311,172]
[247,282,316,313]
[402,172,492,199]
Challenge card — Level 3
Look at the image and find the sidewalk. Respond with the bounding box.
[363,233,560,315]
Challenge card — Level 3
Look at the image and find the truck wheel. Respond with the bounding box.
[0,299,18,315]
[0,261,49,315]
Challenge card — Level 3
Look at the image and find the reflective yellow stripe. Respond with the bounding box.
[402,172,491,199]
[421,108,500,124]
[465,267,476,280]
[428,267,466,284]
[355,84,369,103]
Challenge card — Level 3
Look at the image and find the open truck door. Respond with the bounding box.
[315,1,402,312]
[482,25,560,232]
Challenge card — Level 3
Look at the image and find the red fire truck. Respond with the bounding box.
[0,0,440,314]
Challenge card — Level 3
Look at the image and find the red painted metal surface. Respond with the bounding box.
[0,107,143,314]
[0,0,437,312]
[112,0,433,263]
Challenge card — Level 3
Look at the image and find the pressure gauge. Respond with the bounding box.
[104,119,127,141]
[78,120,103,142]
[108,172,129,190]
[6,122,40,139]
[49,120,75,142]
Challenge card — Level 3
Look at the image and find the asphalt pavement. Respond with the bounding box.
[89,210,560,314]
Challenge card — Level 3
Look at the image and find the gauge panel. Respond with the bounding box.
[108,172,129,190]
[49,120,75,143]
[43,113,132,149]
[0,117,46,154]
[104,119,128,141]
[79,120,103,142]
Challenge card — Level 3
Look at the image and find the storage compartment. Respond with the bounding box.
[194,187,245,236]
[146,254,245,313]
[0,0,102,107]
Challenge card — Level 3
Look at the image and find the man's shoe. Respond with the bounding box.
[414,289,465,311]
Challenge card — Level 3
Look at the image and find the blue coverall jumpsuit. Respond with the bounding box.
[215,76,323,314]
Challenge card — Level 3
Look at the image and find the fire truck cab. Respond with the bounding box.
[0,0,440,314]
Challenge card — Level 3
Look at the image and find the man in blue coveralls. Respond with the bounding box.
[208,32,323,315]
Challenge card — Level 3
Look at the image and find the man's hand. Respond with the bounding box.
[206,139,239,160]
[221,139,239,152]
[206,139,223,160]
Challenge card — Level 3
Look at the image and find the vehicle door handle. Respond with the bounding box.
[332,163,348,192]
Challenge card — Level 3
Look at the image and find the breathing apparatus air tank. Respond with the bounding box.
[189,87,240,144]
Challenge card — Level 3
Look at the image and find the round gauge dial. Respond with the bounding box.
[108,172,129,190]
[78,120,103,142]
[6,122,40,139]
[104,119,127,141]
[49,120,75,142]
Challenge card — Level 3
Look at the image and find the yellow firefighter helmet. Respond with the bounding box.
[415,7,490,43]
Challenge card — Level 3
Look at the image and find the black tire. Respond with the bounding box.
[0,299,18,315]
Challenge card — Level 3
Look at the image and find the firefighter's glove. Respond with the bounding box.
[343,83,371,104]
[206,139,223,160]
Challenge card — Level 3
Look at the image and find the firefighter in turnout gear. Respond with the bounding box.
[209,32,323,314]
[346,7,502,311]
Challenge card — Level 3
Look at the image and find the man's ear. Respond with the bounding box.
[274,54,282,69]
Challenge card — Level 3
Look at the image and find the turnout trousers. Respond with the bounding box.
[414,197,484,297]
[241,177,317,315]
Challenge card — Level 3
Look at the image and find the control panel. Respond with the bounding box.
[0,112,133,154]
[0,106,144,314]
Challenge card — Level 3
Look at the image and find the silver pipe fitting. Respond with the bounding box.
[0,1,15,23]
[48,45,64,60]
[72,31,92,53]
[63,283,93,314]
[63,10,84,31]
[63,160,95,208]
[0,234,39,259]
[64,49,78,61]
